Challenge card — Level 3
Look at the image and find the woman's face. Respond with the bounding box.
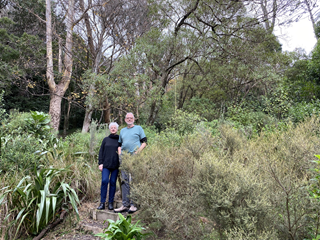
[110,126,118,134]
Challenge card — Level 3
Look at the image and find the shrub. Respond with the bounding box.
[166,109,204,136]
[25,111,52,138]
[0,134,45,174]
[287,100,320,123]
[120,131,214,239]
[193,153,273,238]
[95,213,151,240]
[0,167,80,239]
[119,118,320,239]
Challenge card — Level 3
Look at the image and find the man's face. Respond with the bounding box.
[125,114,135,126]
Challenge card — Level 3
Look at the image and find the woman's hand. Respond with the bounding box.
[99,164,103,171]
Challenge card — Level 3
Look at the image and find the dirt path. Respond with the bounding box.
[42,202,107,240]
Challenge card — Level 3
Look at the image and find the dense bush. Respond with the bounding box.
[120,117,320,239]
[0,135,44,174]
[0,111,54,174]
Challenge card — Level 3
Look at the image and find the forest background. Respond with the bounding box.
[1,0,320,239]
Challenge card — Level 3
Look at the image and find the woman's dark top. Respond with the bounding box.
[98,134,119,169]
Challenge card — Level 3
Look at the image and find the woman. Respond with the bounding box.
[97,122,120,210]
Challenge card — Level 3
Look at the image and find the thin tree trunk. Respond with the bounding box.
[58,37,62,73]
[47,0,74,131]
[49,88,64,131]
[119,105,123,125]
[63,98,71,136]
[103,96,110,124]
[304,0,318,39]
[82,108,93,133]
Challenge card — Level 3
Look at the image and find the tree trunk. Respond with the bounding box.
[304,0,318,39]
[103,96,110,124]
[82,107,93,133]
[46,0,74,131]
[119,105,123,125]
[63,98,71,136]
[49,87,64,131]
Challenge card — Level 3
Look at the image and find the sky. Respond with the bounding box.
[275,17,318,55]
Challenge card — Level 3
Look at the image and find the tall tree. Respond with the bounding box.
[302,0,319,39]
[46,0,74,131]
[76,0,149,132]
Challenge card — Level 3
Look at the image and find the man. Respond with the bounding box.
[114,112,147,213]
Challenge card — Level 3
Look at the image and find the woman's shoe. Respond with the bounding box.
[97,203,105,210]
[108,202,114,210]
[114,205,128,213]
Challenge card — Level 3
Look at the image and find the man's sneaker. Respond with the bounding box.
[128,205,137,214]
[114,205,128,213]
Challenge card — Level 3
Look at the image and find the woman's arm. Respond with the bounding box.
[118,146,121,155]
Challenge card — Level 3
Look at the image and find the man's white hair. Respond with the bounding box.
[109,122,119,130]
[126,112,135,118]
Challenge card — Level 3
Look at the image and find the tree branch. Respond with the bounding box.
[174,0,200,36]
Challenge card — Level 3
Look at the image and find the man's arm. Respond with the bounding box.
[136,142,146,154]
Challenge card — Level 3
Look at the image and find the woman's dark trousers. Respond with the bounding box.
[100,168,119,203]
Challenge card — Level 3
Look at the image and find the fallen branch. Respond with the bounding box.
[32,210,68,240]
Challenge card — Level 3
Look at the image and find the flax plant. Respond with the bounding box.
[0,167,80,238]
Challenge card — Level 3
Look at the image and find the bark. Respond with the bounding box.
[260,0,277,33]
[63,98,71,136]
[49,87,64,131]
[103,96,110,124]
[82,108,93,133]
[304,0,318,39]
[46,0,54,89]
[47,0,75,131]
[58,37,62,73]
[147,72,169,125]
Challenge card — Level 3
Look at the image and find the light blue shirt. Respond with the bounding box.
[118,125,146,154]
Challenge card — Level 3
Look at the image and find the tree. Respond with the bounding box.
[46,0,75,131]
[302,0,319,39]
[75,0,149,132]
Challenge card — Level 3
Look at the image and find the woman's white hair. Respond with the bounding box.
[109,122,119,130]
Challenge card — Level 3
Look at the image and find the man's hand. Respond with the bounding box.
[99,164,103,171]
[135,142,147,154]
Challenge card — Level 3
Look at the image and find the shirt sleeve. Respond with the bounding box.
[118,131,123,147]
[139,126,146,140]
[98,139,105,165]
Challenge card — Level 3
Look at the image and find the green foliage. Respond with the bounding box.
[315,21,320,39]
[287,100,320,123]
[25,111,52,138]
[0,167,80,238]
[166,109,203,136]
[0,111,56,174]
[226,103,275,135]
[120,118,320,239]
[304,155,320,240]
[95,213,151,240]
[0,90,6,121]
[0,19,45,91]
[0,134,44,174]
[261,84,291,119]
[310,155,320,200]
